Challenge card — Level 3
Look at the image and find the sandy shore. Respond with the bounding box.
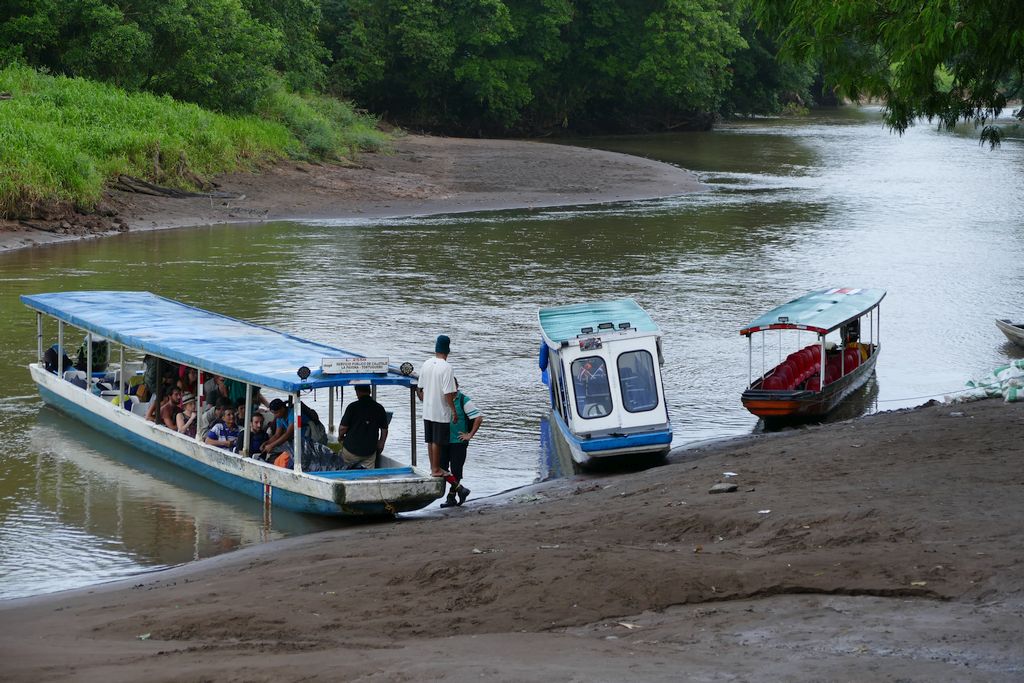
[0,135,702,253]
[2,398,1022,681]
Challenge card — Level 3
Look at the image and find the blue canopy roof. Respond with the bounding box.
[740,287,886,336]
[539,298,660,345]
[21,291,416,392]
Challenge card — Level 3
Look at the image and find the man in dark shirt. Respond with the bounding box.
[338,385,389,469]
[237,412,270,459]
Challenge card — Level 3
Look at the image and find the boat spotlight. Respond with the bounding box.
[297,365,311,380]
[399,362,414,376]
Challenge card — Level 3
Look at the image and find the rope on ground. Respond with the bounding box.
[875,387,974,403]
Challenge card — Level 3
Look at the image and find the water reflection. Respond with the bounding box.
[0,408,337,599]
[1,106,1022,598]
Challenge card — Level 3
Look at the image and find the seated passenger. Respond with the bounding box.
[43,344,73,375]
[238,413,269,458]
[845,327,869,362]
[203,374,229,405]
[234,398,247,425]
[205,409,240,450]
[176,392,198,437]
[338,385,389,470]
[260,398,296,459]
[198,396,232,436]
[149,387,182,428]
[177,366,199,394]
[74,336,109,372]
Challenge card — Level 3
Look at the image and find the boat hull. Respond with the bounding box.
[548,409,671,466]
[741,350,879,422]
[996,319,1024,348]
[30,365,443,517]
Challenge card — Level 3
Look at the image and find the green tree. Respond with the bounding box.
[721,12,815,116]
[245,0,329,92]
[0,0,320,112]
[755,0,1024,144]
[322,0,747,133]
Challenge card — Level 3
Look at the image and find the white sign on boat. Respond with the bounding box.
[322,356,390,374]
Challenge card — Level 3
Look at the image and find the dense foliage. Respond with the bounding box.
[755,0,1024,144]
[0,0,331,112]
[1,0,819,134]
[321,0,757,132]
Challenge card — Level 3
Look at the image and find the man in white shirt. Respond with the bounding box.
[416,335,469,501]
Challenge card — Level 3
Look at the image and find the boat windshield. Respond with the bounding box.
[571,356,611,419]
[618,350,659,412]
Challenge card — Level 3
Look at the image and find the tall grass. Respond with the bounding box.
[257,82,388,160]
[0,64,388,217]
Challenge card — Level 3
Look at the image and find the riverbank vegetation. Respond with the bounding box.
[4,1,1022,141]
[320,0,820,133]
[1,1,817,137]
[0,64,385,218]
[6,0,1019,218]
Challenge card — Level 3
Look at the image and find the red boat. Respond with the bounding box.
[740,287,885,422]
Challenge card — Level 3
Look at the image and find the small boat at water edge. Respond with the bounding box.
[538,299,672,466]
[996,319,1024,348]
[740,287,885,424]
[20,291,444,517]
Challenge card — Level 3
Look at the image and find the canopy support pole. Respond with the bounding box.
[118,345,125,408]
[747,335,752,386]
[293,392,303,473]
[761,334,765,379]
[86,332,93,386]
[57,320,64,378]
[328,386,335,434]
[410,387,417,467]
[243,383,253,456]
[191,370,201,442]
[819,335,826,386]
[36,312,43,363]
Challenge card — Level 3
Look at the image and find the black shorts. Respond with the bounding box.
[423,419,450,445]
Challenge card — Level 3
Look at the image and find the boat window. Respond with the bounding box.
[617,350,659,413]
[571,356,612,419]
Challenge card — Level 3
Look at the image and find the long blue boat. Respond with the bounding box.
[538,299,672,466]
[21,291,444,517]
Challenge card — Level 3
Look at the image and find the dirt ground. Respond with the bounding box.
[2,398,1022,682]
[0,135,702,253]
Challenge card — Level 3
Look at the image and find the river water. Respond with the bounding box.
[1,107,1022,599]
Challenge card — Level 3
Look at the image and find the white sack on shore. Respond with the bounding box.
[951,360,1024,403]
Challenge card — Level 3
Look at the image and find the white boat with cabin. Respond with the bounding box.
[538,299,672,466]
[21,291,444,517]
